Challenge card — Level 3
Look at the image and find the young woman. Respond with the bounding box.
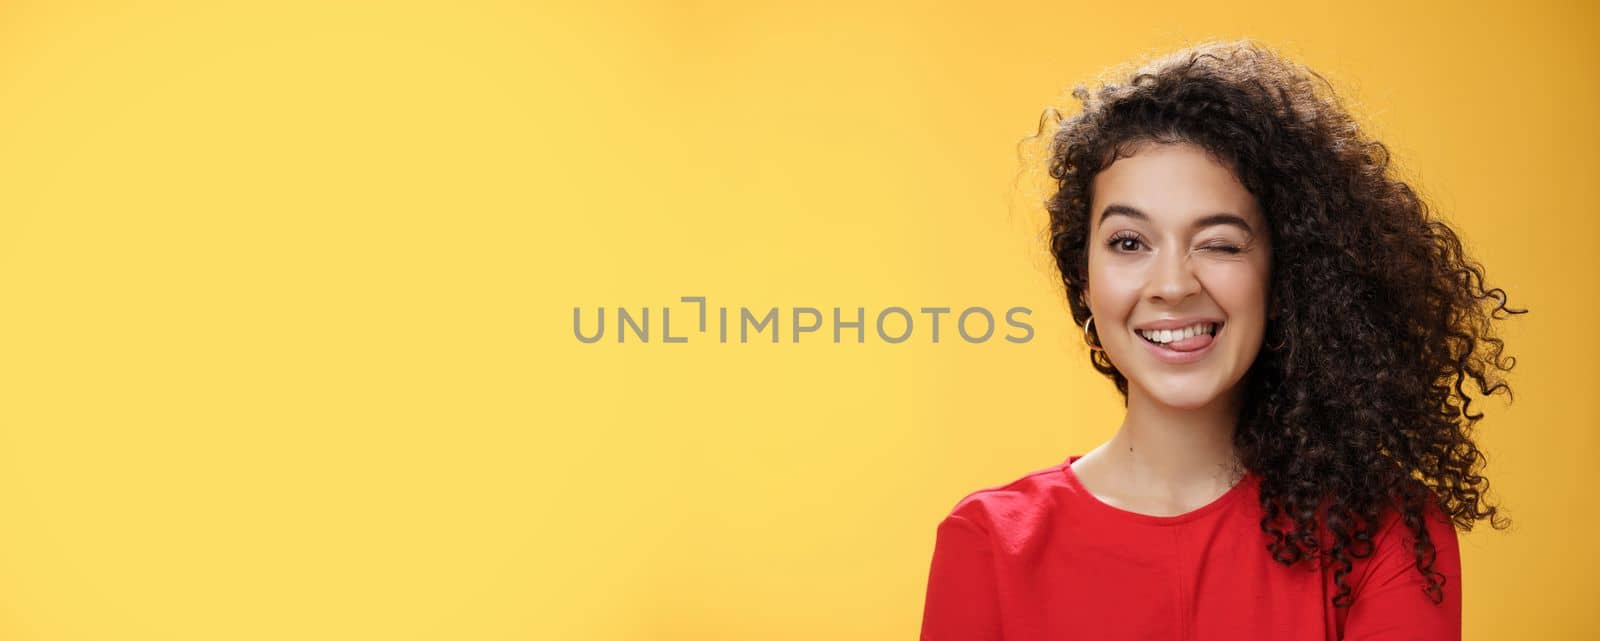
[920,39,1522,640]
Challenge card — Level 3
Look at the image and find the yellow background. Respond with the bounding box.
[0,1,1591,639]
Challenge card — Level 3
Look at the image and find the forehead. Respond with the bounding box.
[1089,143,1261,229]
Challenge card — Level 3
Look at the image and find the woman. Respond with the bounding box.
[920,39,1522,640]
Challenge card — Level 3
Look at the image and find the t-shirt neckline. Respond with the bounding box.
[1061,454,1256,526]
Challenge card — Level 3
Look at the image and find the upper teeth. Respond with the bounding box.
[1138,323,1218,344]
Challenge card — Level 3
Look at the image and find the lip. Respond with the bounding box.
[1133,317,1225,331]
[1135,323,1223,365]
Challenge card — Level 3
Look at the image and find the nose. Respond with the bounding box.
[1147,247,1201,304]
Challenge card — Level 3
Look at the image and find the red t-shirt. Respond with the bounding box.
[920,455,1461,640]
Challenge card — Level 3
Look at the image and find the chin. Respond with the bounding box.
[1135,380,1229,410]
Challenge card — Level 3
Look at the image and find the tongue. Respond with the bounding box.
[1162,332,1214,352]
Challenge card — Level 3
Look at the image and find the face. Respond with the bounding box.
[1083,142,1272,411]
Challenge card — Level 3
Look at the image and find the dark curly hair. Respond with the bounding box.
[1036,39,1523,608]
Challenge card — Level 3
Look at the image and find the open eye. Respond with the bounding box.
[1106,231,1145,253]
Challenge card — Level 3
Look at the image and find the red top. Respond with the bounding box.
[920,455,1461,641]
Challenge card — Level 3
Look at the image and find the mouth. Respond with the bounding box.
[1134,321,1223,364]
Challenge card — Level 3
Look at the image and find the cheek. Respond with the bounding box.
[1086,276,1143,321]
[1197,264,1271,317]
[1087,260,1144,294]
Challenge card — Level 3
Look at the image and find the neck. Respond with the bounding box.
[1102,382,1246,491]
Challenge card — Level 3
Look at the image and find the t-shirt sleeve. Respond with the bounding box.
[919,513,1002,641]
[1341,505,1462,640]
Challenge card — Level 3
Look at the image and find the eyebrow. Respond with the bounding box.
[1098,204,1255,235]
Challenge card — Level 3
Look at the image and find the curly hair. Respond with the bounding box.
[1037,39,1523,608]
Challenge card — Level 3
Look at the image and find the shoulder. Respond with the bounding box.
[1347,496,1462,597]
[1332,497,1464,636]
[1369,497,1460,562]
[939,459,1073,539]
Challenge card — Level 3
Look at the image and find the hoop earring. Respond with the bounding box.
[1083,315,1105,351]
